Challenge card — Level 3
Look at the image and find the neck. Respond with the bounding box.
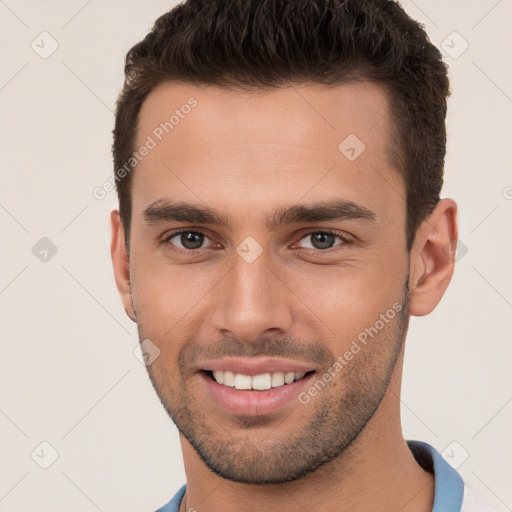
[179,353,434,512]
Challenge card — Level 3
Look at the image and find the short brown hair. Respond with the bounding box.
[112,0,449,251]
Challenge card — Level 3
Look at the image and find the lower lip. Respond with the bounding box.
[199,371,315,416]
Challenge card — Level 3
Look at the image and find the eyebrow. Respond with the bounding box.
[143,198,376,230]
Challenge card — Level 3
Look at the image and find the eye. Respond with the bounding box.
[162,229,350,255]
[163,230,214,253]
[296,230,348,251]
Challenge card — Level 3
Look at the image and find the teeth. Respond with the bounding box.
[271,372,285,387]
[210,370,309,390]
[252,373,272,390]
[284,372,295,384]
[223,370,235,387]
[234,373,252,390]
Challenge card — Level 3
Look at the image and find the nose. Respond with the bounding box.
[211,250,293,343]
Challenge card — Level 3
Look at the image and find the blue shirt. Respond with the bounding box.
[155,440,466,512]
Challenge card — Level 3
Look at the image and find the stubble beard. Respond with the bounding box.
[134,280,411,484]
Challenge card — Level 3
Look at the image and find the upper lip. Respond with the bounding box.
[196,357,317,376]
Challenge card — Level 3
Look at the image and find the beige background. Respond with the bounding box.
[1,1,511,510]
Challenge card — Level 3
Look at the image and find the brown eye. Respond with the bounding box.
[165,230,212,252]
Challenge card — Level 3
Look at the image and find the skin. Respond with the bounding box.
[111,81,458,512]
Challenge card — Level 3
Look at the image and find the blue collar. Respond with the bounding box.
[407,440,464,512]
[155,483,186,512]
[155,440,464,512]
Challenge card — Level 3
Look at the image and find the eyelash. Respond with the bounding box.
[161,229,351,256]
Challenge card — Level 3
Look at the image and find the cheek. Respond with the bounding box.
[292,258,404,310]
[286,259,406,344]
[130,252,218,341]
[132,238,206,297]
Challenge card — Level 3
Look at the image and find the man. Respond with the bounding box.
[110,1,504,511]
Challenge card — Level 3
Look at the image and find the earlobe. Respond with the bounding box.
[110,210,136,322]
[409,199,458,317]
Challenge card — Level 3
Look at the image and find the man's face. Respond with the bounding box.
[126,81,411,483]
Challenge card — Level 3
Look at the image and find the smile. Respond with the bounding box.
[207,370,313,390]
[199,369,317,416]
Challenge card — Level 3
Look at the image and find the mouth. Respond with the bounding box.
[199,369,317,416]
[202,369,316,390]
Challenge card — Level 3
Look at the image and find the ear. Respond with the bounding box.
[110,210,136,322]
[408,198,458,316]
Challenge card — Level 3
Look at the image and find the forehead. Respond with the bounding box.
[132,80,403,228]
[137,80,393,149]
